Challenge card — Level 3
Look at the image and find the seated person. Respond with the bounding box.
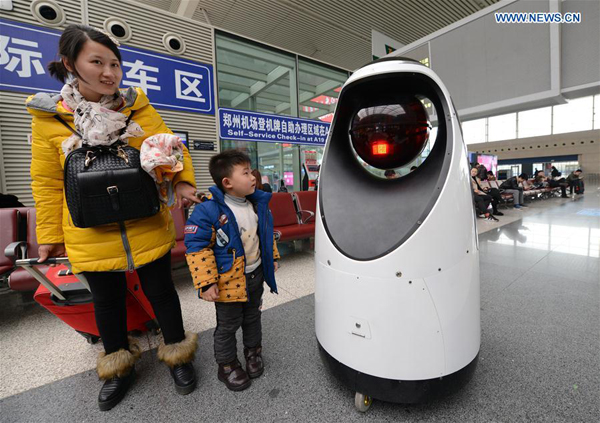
[566,169,584,195]
[476,164,488,181]
[471,168,503,216]
[547,175,568,198]
[534,171,568,198]
[533,171,547,188]
[551,166,562,178]
[471,168,499,221]
[500,173,528,209]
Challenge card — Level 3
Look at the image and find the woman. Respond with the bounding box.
[471,168,499,221]
[27,25,200,411]
[472,168,503,216]
[251,169,272,192]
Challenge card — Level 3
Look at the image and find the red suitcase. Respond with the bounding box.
[17,257,158,344]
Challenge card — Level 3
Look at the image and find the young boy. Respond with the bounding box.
[184,149,279,391]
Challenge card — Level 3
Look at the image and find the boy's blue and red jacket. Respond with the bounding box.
[184,186,279,302]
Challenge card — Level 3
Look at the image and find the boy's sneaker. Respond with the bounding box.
[244,346,264,379]
[218,359,251,391]
[514,205,522,209]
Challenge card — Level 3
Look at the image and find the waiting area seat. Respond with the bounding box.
[2,207,190,292]
[269,192,315,242]
[5,208,49,292]
[293,191,317,224]
[480,179,562,208]
[0,209,20,283]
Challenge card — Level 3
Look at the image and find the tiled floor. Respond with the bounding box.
[0,189,598,421]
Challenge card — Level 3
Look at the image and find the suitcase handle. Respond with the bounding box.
[14,257,90,300]
[16,257,70,266]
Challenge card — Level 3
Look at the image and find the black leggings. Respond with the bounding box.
[474,194,491,215]
[85,252,185,354]
[487,189,503,212]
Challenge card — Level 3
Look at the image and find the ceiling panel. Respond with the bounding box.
[135,0,499,70]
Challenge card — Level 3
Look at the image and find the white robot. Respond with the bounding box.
[315,58,480,412]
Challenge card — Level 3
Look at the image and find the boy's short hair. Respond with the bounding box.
[209,149,252,191]
[518,173,528,180]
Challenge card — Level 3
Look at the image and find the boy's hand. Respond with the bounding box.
[274,261,279,272]
[202,284,219,301]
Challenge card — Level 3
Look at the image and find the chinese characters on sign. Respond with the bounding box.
[0,18,214,115]
[219,108,330,146]
[0,35,45,77]
[122,59,161,93]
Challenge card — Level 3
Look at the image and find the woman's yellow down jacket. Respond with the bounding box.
[26,87,196,274]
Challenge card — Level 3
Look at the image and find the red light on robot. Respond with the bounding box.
[372,141,389,156]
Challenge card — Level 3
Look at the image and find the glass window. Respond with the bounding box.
[298,58,347,123]
[518,107,551,138]
[553,161,579,176]
[221,139,258,169]
[256,142,282,189]
[216,34,297,115]
[497,164,521,180]
[462,118,486,145]
[488,113,516,142]
[552,96,593,134]
[216,33,348,192]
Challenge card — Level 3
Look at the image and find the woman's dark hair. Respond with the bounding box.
[48,24,121,83]
[251,169,264,190]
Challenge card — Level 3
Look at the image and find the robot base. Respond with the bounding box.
[318,342,479,404]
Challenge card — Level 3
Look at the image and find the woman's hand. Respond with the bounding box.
[175,182,201,209]
[38,243,66,265]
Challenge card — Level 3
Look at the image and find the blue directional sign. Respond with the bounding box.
[0,18,214,114]
[219,107,330,146]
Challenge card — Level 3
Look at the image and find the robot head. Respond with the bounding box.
[349,95,431,170]
[319,58,459,261]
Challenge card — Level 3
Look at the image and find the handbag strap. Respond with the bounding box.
[53,115,81,138]
[53,110,136,145]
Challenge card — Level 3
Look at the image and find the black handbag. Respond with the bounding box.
[58,113,160,228]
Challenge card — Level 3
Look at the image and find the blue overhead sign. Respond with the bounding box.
[219,107,330,146]
[0,18,214,114]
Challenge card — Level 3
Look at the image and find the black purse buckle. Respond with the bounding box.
[107,185,120,211]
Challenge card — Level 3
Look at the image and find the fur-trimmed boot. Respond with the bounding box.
[96,337,141,411]
[157,332,198,395]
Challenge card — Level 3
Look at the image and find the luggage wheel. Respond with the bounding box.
[76,331,100,344]
[145,319,161,336]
